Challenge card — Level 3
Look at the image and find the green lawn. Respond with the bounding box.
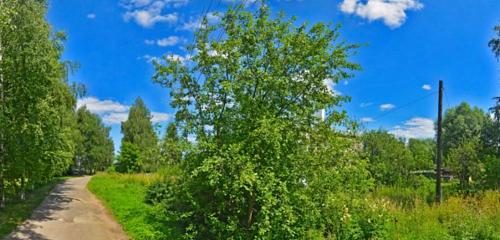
[87,173,180,240]
[0,177,67,238]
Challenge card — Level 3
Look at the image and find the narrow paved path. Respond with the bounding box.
[6,176,128,240]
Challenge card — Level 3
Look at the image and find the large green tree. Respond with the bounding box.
[442,102,489,156]
[0,0,76,205]
[442,102,491,190]
[408,138,435,171]
[75,107,114,174]
[362,131,414,185]
[152,4,379,239]
[160,122,182,165]
[119,97,158,172]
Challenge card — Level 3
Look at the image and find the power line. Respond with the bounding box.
[372,91,437,121]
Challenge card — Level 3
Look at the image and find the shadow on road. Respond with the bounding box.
[5,180,78,240]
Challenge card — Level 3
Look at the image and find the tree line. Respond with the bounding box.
[0,0,114,208]
[362,100,499,190]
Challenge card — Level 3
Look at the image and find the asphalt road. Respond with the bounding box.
[6,176,128,240]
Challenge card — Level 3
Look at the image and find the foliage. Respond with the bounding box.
[74,107,114,174]
[116,142,142,173]
[0,0,77,207]
[160,123,183,165]
[362,130,414,185]
[442,102,489,157]
[408,138,435,170]
[88,173,180,240]
[121,97,159,171]
[489,25,500,60]
[446,140,483,191]
[152,3,375,238]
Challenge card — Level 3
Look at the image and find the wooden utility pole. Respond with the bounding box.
[435,80,444,204]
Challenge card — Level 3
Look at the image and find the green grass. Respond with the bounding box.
[87,173,180,240]
[385,191,500,239]
[0,177,68,238]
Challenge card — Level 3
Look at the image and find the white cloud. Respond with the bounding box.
[87,13,96,19]
[102,112,129,124]
[122,0,184,27]
[166,53,191,63]
[145,36,184,47]
[152,112,170,122]
[389,117,435,139]
[360,102,373,108]
[422,84,431,91]
[178,12,221,31]
[323,78,341,96]
[77,97,170,125]
[140,54,161,63]
[361,117,374,123]
[77,97,129,114]
[222,0,257,6]
[380,103,395,111]
[339,0,423,28]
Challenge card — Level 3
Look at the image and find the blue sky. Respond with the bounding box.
[47,0,500,151]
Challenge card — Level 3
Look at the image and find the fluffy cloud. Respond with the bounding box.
[360,102,373,108]
[323,78,341,96]
[77,97,170,125]
[178,12,221,31]
[122,0,186,27]
[87,13,96,19]
[422,84,431,91]
[77,97,129,114]
[339,0,423,28]
[361,117,375,123]
[380,103,395,111]
[145,36,184,46]
[140,54,161,63]
[390,117,435,139]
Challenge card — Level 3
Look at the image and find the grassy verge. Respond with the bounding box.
[385,191,500,239]
[87,172,180,240]
[0,177,68,237]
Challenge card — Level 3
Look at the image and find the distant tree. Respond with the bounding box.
[442,102,489,157]
[75,107,114,174]
[121,97,158,171]
[488,25,500,60]
[160,122,182,165]
[116,142,141,173]
[362,131,414,185]
[446,140,482,190]
[408,138,435,170]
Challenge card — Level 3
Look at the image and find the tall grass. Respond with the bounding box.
[88,172,181,240]
[385,191,500,239]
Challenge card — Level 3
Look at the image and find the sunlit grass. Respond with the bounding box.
[385,190,500,239]
[87,172,180,240]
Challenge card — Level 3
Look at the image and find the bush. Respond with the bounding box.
[116,142,142,173]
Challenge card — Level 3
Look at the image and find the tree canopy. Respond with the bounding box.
[0,0,77,205]
[75,107,114,174]
[151,4,380,238]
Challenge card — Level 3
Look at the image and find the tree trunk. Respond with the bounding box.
[0,2,5,209]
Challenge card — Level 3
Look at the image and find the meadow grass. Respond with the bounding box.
[0,177,68,238]
[87,172,180,240]
[385,190,500,239]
